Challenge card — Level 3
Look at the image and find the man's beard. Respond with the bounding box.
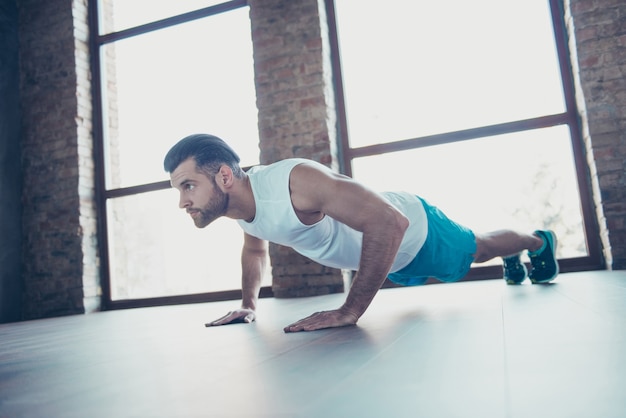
[193,187,229,228]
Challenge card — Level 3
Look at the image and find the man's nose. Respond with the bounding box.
[179,193,190,209]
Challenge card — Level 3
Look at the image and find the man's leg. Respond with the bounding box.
[474,229,559,284]
[473,230,542,262]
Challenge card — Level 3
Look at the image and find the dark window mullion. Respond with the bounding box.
[325,0,352,177]
[88,0,113,306]
[96,0,248,45]
[347,113,571,159]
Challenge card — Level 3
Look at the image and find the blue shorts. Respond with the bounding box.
[387,197,476,286]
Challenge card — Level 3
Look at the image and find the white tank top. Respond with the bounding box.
[237,159,427,273]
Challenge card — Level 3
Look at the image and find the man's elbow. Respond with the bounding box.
[395,211,410,237]
[386,206,409,239]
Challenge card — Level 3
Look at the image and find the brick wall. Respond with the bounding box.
[568,0,626,269]
[249,0,345,297]
[18,0,99,319]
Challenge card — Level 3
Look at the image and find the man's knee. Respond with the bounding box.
[473,235,493,263]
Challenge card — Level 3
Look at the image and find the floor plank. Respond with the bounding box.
[1,271,624,417]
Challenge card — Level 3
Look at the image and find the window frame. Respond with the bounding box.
[88,0,274,310]
[324,0,604,282]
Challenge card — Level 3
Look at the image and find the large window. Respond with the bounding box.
[91,0,603,309]
[328,0,602,278]
[91,1,267,307]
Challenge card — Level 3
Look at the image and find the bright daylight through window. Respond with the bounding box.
[334,0,588,266]
[96,1,262,300]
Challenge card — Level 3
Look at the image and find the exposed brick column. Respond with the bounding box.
[249,0,345,297]
[567,0,626,269]
[18,0,99,318]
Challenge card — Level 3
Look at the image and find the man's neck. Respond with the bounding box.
[226,175,256,222]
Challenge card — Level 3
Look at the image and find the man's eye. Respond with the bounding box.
[185,184,195,191]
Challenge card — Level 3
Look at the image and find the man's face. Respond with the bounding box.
[170,158,228,228]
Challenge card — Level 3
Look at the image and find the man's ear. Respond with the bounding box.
[215,165,234,189]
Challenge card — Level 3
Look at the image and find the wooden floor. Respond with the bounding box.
[1,271,625,418]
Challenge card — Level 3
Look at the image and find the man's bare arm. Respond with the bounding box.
[206,232,267,326]
[241,232,268,311]
[283,163,409,332]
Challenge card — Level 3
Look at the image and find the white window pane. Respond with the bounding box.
[98,0,231,34]
[351,126,587,261]
[336,0,565,147]
[101,8,258,189]
[107,189,270,300]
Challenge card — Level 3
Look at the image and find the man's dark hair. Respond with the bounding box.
[163,134,244,178]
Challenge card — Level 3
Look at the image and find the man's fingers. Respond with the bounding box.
[205,310,255,327]
[283,312,326,333]
[205,311,237,327]
[283,321,324,333]
[284,310,357,333]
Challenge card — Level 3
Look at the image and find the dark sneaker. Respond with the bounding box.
[528,230,559,284]
[503,253,528,284]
